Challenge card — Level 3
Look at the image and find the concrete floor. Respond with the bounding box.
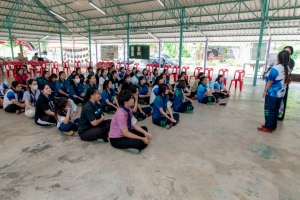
[0,76,299,200]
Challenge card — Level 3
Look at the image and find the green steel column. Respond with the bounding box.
[8,28,14,60]
[179,8,184,68]
[127,14,130,63]
[253,0,269,86]
[88,19,92,62]
[60,33,63,62]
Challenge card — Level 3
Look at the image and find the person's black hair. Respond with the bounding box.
[129,84,138,94]
[200,76,207,83]
[87,74,95,83]
[117,90,132,106]
[177,80,186,89]
[71,71,76,76]
[42,70,50,77]
[96,68,101,74]
[177,74,183,82]
[120,67,124,71]
[197,72,204,79]
[124,74,131,81]
[54,97,68,120]
[16,68,23,74]
[135,70,140,75]
[76,68,81,73]
[70,74,80,94]
[88,66,93,71]
[58,71,65,78]
[158,84,169,95]
[153,75,163,86]
[138,75,146,83]
[278,50,292,84]
[100,69,106,77]
[181,72,186,76]
[153,68,158,75]
[103,80,111,90]
[27,79,36,103]
[215,74,223,82]
[142,68,148,76]
[283,46,294,55]
[11,81,21,88]
[111,70,117,76]
[38,83,49,91]
[83,87,98,105]
[49,73,57,87]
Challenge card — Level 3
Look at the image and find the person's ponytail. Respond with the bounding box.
[278,50,292,85]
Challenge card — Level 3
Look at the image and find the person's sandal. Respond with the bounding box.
[126,148,139,154]
[257,126,273,133]
[97,139,105,142]
[63,131,74,136]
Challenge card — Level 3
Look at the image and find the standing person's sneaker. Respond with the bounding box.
[16,109,25,115]
[257,127,273,133]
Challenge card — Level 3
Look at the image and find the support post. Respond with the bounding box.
[179,8,184,69]
[264,38,271,71]
[253,0,269,86]
[8,28,14,60]
[95,41,98,63]
[203,39,209,70]
[126,14,130,64]
[73,41,75,62]
[59,33,63,62]
[158,40,162,67]
[38,41,41,57]
[88,19,92,62]
[123,42,126,65]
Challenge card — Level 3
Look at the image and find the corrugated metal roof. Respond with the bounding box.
[0,0,300,43]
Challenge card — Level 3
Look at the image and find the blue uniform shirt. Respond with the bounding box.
[197,83,208,102]
[173,89,184,110]
[265,63,286,98]
[138,83,149,95]
[0,82,9,97]
[213,81,224,92]
[84,83,98,94]
[101,89,116,106]
[152,94,169,120]
[69,83,84,99]
[55,79,70,96]
[118,72,126,79]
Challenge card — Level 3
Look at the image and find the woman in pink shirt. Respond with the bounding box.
[109,90,152,153]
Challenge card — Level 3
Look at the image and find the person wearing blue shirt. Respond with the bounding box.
[150,75,164,106]
[197,76,219,104]
[138,76,150,105]
[84,74,98,94]
[129,85,152,121]
[173,80,194,113]
[142,68,150,86]
[55,71,70,97]
[131,70,142,85]
[213,75,230,99]
[151,69,159,84]
[111,70,119,94]
[258,50,291,133]
[0,79,9,108]
[101,80,119,114]
[3,81,25,114]
[67,71,77,82]
[85,67,94,81]
[121,75,132,91]
[152,84,180,130]
[36,71,50,88]
[69,74,84,105]
[118,67,126,79]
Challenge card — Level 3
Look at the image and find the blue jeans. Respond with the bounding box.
[264,95,282,130]
[58,118,80,132]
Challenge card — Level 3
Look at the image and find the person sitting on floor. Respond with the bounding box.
[99,69,109,94]
[152,84,180,130]
[3,81,25,114]
[118,67,126,79]
[95,68,101,86]
[197,76,219,104]
[14,68,28,90]
[35,84,56,126]
[55,71,70,98]
[130,67,137,77]
[188,72,204,99]
[85,66,94,80]
[84,74,98,94]
[67,71,77,82]
[69,74,84,105]
[78,88,111,142]
[55,97,80,136]
[131,70,142,85]
[23,79,40,118]
[36,71,50,87]
[101,80,119,114]
[173,80,194,113]
[0,79,9,109]
[213,74,230,98]
[150,75,164,106]
[110,70,119,94]
[138,76,150,105]
[151,68,159,85]
[49,73,57,98]
[121,74,132,91]
[142,68,150,86]
[76,68,85,85]
[129,85,152,121]
[109,90,152,154]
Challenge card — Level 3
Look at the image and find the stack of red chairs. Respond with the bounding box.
[38,61,47,76]
[50,61,59,74]
[27,61,38,77]
[74,60,81,71]
[97,61,104,69]
[204,68,214,81]
[189,67,203,84]
[62,61,71,75]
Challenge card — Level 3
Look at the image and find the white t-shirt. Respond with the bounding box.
[56,99,77,128]
[99,76,109,85]
[150,85,159,105]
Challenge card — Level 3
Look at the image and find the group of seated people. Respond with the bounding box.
[0,65,230,153]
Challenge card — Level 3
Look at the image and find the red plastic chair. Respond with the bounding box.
[189,67,203,84]
[204,68,214,81]
[62,61,71,75]
[229,70,245,91]
[218,69,229,86]
[108,61,114,69]
[4,62,15,78]
[74,61,81,71]
[146,64,152,72]
[125,62,131,70]
[116,62,123,71]
[164,65,172,74]
[134,63,139,70]
[171,65,180,74]
[181,66,190,74]
[86,60,92,72]
[38,61,47,76]
[97,61,104,69]
[28,62,38,77]
[50,61,59,74]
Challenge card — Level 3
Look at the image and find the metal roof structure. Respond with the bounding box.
[0,0,300,43]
